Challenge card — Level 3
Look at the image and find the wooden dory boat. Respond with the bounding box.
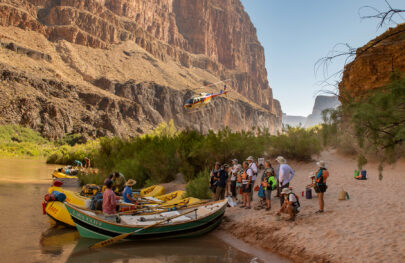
[65,200,227,240]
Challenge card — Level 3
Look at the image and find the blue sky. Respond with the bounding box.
[240,0,404,116]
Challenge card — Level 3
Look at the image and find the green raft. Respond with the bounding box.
[65,200,227,240]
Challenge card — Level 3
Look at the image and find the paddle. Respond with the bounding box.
[89,208,198,249]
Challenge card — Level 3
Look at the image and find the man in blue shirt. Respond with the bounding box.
[122,179,137,204]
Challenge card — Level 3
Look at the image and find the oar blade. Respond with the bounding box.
[90,232,132,249]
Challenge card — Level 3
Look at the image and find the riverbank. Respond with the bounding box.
[221,150,405,263]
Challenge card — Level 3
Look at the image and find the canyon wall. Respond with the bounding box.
[339,23,405,97]
[0,0,281,138]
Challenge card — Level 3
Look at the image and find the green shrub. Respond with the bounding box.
[185,170,212,199]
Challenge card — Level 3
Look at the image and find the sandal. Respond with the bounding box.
[315,210,324,213]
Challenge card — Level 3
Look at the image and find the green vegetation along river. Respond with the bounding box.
[0,158,289,263]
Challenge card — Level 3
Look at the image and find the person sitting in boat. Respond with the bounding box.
[122,179,138,205]
[103,179,120,216]
[113,172,126,194]
[276,188,300,221]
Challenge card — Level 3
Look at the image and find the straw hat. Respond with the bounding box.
[126,179,136,186]
[275,156,286,164]
[246,156,254,161]
[317,160,326,168]
[281,188,291,195]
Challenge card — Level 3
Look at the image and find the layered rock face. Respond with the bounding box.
[0,0,281,138]
[340,23,405,97]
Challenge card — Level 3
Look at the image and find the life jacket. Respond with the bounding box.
[242,168,252,185]
[316,168,329,184]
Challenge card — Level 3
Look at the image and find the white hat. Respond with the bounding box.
[275,156,286,164]
[246,156,254,161]
[317,160,326,168]
[232,159,238,163]
[281,188,291,195]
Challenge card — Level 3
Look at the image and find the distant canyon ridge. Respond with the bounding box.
[282,95,340,128]
[0,0,282,139]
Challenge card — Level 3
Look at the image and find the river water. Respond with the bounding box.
[0,159,288,263]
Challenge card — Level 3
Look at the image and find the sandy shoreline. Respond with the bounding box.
[220,150,405,263]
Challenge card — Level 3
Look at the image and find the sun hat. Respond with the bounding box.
[232,159,238,164]
[275,156,286,164]
[236,164,242,170]
[246,156,254,161]
[281,188,291,195]
[126,179,136,186]
[316,160,326,168]
[265,168,273,174]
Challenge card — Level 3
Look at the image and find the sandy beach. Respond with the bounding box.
[221,150,405,263]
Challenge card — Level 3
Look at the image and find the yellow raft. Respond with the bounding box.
[52,171,79,180]
[140,185,165,197]
[155,190,185,202]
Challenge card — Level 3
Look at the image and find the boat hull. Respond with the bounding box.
[65,201,226,240]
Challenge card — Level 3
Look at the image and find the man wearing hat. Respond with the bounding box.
[275,156,295,206]
[122,179,137,204]
[246,156,257,201]
[214,164,229,201]
[276,188,300,221]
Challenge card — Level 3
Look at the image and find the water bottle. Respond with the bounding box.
[346,191,350,200]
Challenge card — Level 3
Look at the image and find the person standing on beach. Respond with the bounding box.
[262,161,276,211]
[247,156,257,201]
[241,161,253,209]
[214,164,229,201]
[210,162,221,195]
[313,160,329,213]
[230,159,239,200]
[276,156,295,206]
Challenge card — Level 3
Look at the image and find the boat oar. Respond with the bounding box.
[89,208,198,249]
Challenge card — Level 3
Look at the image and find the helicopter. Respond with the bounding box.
[184,79,232,111]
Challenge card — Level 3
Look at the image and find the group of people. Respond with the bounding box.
[210,156,329,221]
[100,172,142,217]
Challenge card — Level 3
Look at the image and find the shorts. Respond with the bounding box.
[314,184,327,193]
[242,184,251,193]
[264,189,272,200]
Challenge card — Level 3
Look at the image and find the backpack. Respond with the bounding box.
[290,193,300,208]
[268,176,277,190]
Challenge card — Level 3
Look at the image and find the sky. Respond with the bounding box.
[240,0,404,116]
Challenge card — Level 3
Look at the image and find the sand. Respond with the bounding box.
[221,150,405,263]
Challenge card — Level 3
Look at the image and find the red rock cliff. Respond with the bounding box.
[0,0,282,137]
[339,23,405,98]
